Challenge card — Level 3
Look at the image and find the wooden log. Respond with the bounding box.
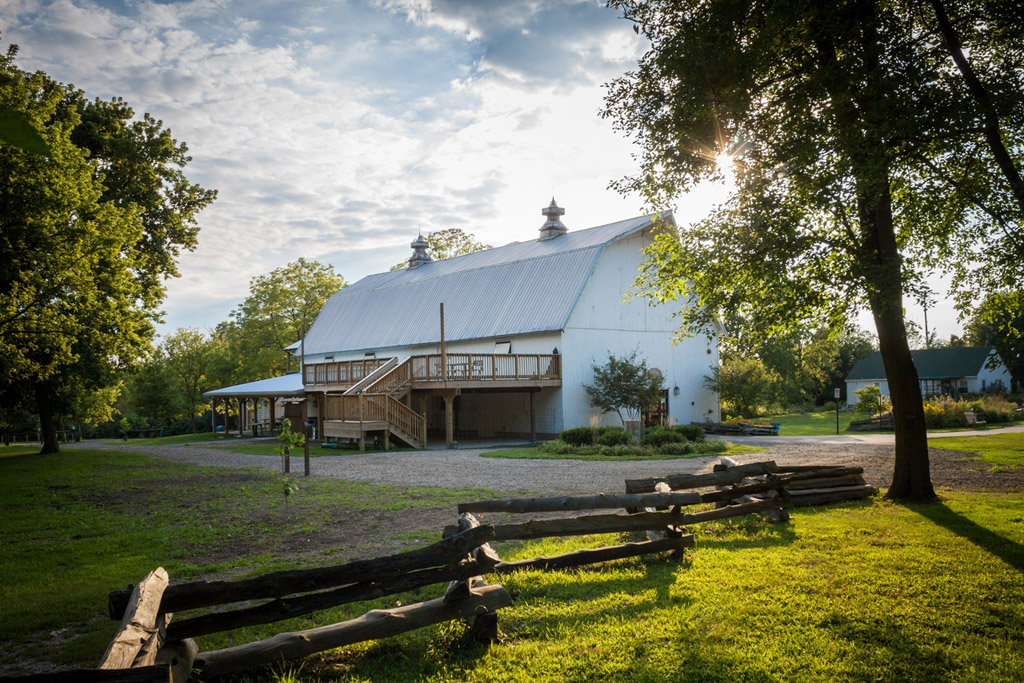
[785,487,877,507]
[640,482,672,542]
[194,584,513,677]
[131,614,168,668]
[786,474,865,490]
[731,495,789,522]
[443,514,502,644]
[168,560,491,640]
[99,568,169,670]
[782,483,872,493]
[458,491,702,514]
[624,461,779,494]
[154,640,196,683]
[476,499,789,541]
[0,666,170,682]
[698,479,788,503]
[773,464,849,473]
[494,536,694,573]
[445,513,500,603]
[109,525,495,618]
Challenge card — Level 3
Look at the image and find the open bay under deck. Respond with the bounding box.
[305,353,561,449]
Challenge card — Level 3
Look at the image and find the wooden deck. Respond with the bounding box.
[304,353,561,391]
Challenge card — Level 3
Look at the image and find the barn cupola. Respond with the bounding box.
[538,198,567,241]
[408,233,432,269]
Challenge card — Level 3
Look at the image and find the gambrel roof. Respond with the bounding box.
[846,346,999,381]
[303,213,669,356]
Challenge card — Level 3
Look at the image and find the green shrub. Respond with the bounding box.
[675,424,706,442]
[598,443,651,457]
[659,441,695,455]
[560,427,596,446]
[921,395,1019,427]
[596,427,633,446]
[642,425,684,447]
[694,440,729,454]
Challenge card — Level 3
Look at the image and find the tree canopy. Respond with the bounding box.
[0,41,216,452]
[584,350,665,426]
[217,258,346,385]
[603,0,1023,500]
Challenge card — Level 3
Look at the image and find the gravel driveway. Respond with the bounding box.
[68,439,897,495]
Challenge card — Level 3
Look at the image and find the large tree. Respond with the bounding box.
[964,291,1024,391]
[163,328,213,434]
[0,42,215,452]
[219,259,346,384]
[604,0,1023,500]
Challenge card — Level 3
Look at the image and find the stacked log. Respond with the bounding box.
[711,457,876,507]
[778,466,877,506]
[97,525,512,679]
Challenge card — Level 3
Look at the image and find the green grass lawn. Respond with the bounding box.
[290,492,1024,682]
[930,432,1024,467]
[3,448,1024,681]
[99,431,250,446]
[0,448,498,673]
[762,410,1023,436]
[760,410,872,435]
[480,442,764,461]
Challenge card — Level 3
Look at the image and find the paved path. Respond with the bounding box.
[718,423,1024,448]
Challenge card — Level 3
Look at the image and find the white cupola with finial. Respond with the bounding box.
[538,198,567,241]
[408,233,432,269]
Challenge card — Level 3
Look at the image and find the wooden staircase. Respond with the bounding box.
[324,359,426,449]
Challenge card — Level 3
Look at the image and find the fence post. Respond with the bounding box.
[304,425,310,477]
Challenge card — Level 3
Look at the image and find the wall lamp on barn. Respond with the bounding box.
[673,385,680,396]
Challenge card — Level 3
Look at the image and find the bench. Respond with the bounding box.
[964,411,987,429]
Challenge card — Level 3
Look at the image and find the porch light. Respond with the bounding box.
[673,385,680,396]
[552,347,559,355]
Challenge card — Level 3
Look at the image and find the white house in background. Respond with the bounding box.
[844,346,1011,407]
[292,200,720,448]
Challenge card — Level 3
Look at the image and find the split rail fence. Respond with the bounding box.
[18,458,873,680]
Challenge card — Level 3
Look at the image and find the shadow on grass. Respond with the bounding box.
[912,501,1024,574]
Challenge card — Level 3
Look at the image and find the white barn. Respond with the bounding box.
[294,200,721,448]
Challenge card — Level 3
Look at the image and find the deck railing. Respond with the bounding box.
[304,358,391,386]
[408,353,561,382]
[306,353,561,388]
[323,393,426,447]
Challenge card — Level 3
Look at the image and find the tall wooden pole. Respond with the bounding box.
[440,302,447,386]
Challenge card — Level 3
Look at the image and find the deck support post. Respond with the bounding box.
[442,389,459,448]
[269,396,276,434]
[358,393,365,452]
[529,390,536,442]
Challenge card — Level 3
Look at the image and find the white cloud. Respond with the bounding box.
[4,0,748,337]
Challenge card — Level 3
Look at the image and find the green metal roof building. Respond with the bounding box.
[844,346,1010,405]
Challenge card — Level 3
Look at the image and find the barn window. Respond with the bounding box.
[494,341,511,354]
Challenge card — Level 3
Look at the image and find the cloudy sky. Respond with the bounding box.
[2,0,960,340]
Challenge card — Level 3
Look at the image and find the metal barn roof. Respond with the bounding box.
[846,347,996,381]
[204,373,304,397]
[303,213,665,356]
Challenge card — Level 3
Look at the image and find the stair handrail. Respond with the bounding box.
[342,358,399,396]
[344,357,412,397]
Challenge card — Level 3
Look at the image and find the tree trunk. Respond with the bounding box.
[857,165,934,501]
[35,382,60,454]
